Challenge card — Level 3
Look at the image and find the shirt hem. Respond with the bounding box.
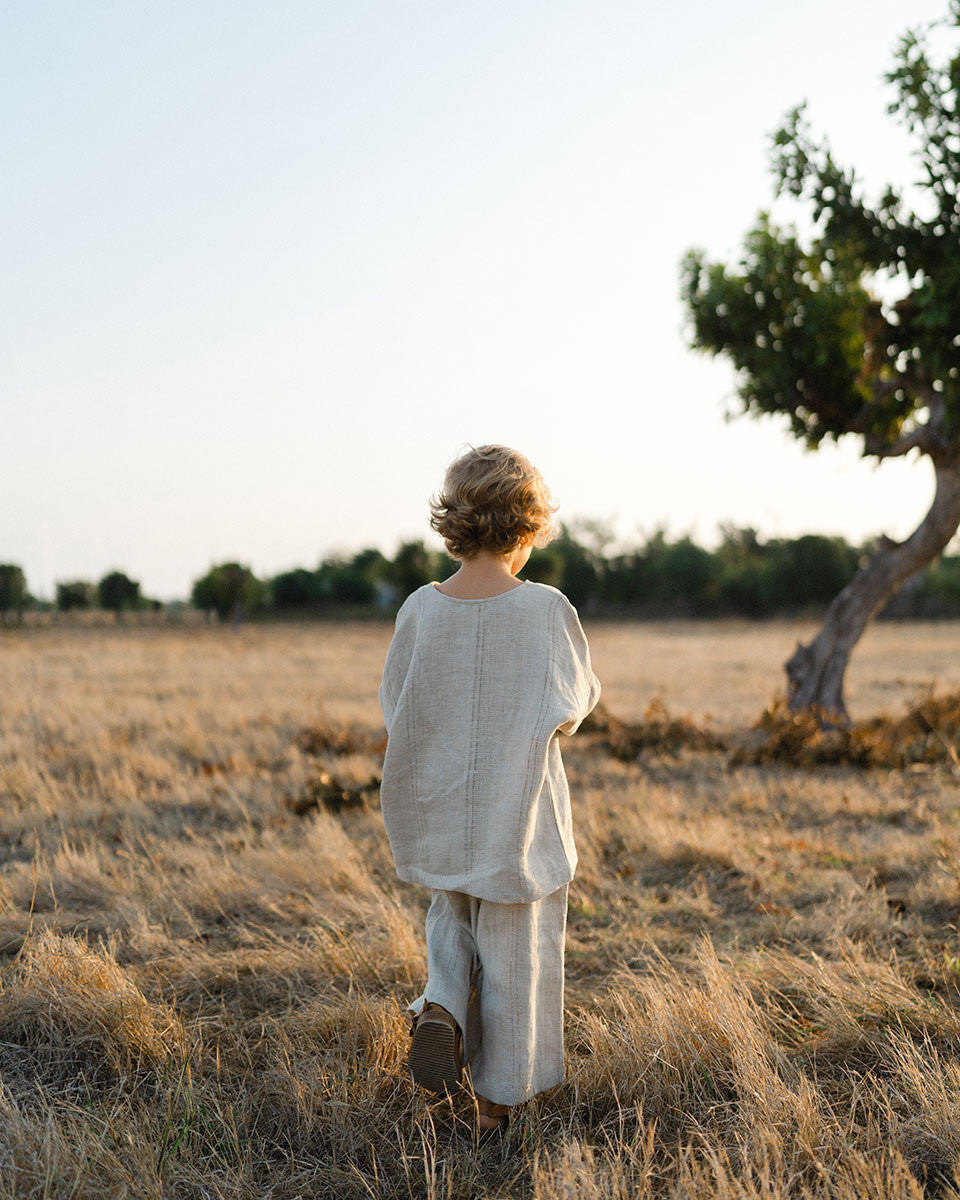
[393,862,575,904]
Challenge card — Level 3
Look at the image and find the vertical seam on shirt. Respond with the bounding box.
[466,606,485,871]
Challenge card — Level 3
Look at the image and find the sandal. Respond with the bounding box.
[476,1095,511,1139]
[408,1002,463,1095]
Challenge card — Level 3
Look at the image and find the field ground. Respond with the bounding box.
[2,620,960,1198]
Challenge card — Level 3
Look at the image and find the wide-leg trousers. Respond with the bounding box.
[406,883,569,1108]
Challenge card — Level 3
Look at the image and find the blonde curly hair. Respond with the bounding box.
[429,444,559,560]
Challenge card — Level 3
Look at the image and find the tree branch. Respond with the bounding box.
[861,425,933,458]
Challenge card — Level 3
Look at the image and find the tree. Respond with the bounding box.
[524,546,565,590]
[56,580,96,611]
[328,566,377,604]
[776,535,859,608]
[269,568,323,608]
[0,564,26,624]
[97,570,141,618]
[524,525,596,609]
[644,532,718,613]
[350,547,390,586]
[191,563,264,628]
[681,3,960,721]
[387,540,437,602]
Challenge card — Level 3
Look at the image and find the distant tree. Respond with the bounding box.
[715,525,765,566]
[270,568,323,608]
[594,528,713,613]
[647,533,719,612]
[387,540,436,602]
[716,559,782,617]
[328,565,377,604]
[926,554,960,611]
[56,580,96,611]
[191,562,264,628]
[350,547,390,585]
[681,4,960,721]
[524,546,565,589]
[97,570,141,618]
[775,535,859,608]
[549,525,599,610]
[0,564,26,624]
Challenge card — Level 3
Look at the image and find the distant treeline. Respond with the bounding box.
[3,524,960,625]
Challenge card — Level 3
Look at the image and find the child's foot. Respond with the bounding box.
[476,1094,511,1135]
[408,1002,463,1095]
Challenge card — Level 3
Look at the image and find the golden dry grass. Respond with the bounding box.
[2,619,960,1198]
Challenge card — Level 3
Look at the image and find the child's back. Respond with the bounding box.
[379,577,600,904]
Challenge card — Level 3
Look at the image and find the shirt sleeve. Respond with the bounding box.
[553,596,602,736]
[378,591,420,733]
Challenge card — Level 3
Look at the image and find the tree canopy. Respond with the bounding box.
[98,570,141,614]
[682,3,960,463]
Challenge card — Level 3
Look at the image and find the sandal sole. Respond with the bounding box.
[409,1018,462,1094]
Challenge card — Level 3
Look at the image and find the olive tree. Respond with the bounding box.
[681,3,960,721]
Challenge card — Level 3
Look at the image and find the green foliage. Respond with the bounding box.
[326,567,377,604]
[317,548,393,605]
[349,547,390,584]
[710,527,862,614]
[266,545,450,611]
[682,5,960,450]
[0,564,26,616]
[716,557,783,617]
[190,563,264,624]
[207,526,960,620]
[386,540,445,602]
[682,222,875,448]
[97,571,141,613]
[524,547,565,589]
[541,525,599,609]
[269,568,324,608]
[926,554,960,607]
[56,580,96,611]
[647,533,719,609]
[596,528,720,613]
[778,534,860,605]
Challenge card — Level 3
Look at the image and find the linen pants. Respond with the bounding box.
[406,883,569,1108]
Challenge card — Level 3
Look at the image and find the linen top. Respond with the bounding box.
[377,579,602,903]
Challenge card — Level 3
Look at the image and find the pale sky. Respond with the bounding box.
[3,0,953,601]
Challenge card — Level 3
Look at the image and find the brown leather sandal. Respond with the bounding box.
[476,1095,511,1139]
[408,1002,463,1095]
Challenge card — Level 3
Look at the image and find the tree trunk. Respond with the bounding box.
[786,459,960,723]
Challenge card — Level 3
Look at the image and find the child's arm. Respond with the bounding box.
[553,597,602,736]
[378,592,419,734]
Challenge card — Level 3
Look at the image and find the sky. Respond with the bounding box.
[2,0,954,601]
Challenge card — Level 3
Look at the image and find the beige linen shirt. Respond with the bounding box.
[378,579,602,902]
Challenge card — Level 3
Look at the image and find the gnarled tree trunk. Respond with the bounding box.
[786,459,960,723]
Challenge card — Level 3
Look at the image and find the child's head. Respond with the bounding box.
[429,444,559,561]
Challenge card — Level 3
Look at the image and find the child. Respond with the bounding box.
[378,443,601,1136]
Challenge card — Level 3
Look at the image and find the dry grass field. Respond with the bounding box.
[3,618,960,1198]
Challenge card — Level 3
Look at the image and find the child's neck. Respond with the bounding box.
[436,553,525,599]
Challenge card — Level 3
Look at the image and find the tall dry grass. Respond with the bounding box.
[1,620,960,1197]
